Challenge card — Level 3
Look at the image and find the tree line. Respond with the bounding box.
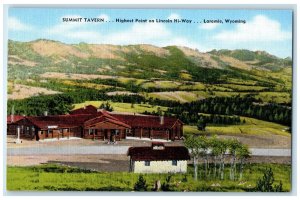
[167,95,291,126]
[7,89,179,116]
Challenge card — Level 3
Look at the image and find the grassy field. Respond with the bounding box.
[147,91,200,103]
[73,101,168,114]
[218,84,267,91]
[62,80,114,90]
[141,81,181,89]
[6,164,291,192]
[183,116,290,137]
[254,92,291,104]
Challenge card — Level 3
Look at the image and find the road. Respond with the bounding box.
[7,146,291,157]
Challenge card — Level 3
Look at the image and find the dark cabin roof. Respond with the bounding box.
[69,105,98,115]
[27,114,95,130]
[9,105,182,130]
[111,114,182,129]
[7,115,25,124]
[84,115,131,128]
[70,106,182,129]
[127,143,190,161]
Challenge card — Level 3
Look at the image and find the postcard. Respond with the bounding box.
[5,6,293,193]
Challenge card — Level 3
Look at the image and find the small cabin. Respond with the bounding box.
[127,142,190,173]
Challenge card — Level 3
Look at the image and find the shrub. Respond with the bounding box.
[254,168,283,192]
[161,175,173,191]
[134,175,147,191]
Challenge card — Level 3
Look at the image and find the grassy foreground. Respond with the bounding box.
[7,164,291,192]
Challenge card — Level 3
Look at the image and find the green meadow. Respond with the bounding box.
[74,100,168,113]
[200,116,289,137]
[7,163,291,192]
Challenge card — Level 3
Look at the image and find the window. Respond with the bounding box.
[89,129,95,135]
[111,129,119,136]
[47,129,53,137]
[172,160,177,166]
[145,161,150,166]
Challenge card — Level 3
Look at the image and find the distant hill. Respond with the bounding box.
[7,39,292,85]
[209,49,292,71]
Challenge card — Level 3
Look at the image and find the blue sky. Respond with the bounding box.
[8,8,293,58]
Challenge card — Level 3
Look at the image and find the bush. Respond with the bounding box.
[161,175,173,191]
[134,175,147,191]
[254,168,283,192]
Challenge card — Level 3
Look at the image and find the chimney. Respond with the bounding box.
[44,111,48,116]
[11,105,15,123]
[160,115,164,125]
[152,142,165,150]
[15,126,21,144]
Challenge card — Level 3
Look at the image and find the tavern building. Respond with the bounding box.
[7,105,184,142]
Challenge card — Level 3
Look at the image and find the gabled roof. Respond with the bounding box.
[27,114,94,130]
[69,105,98,115]
[84,115,131,128]
[111,114,182,129]
[128,144,190,161]
[8,105,182,131]
[7,115,25,124]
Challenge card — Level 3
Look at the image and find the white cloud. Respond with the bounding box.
[64,31,102,42]
[199,23,219,30]
[48,15,85,34]
[44,14,208,51]
[98,14,109,21]
[214,15,291,42]
[168,13,181,20]
[46,15,102,42]
[8,17,33,31]
[100,22,208,51]
[160,37,202,50]
[105,22,171,44]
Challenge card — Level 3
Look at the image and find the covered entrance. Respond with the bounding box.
[83,115,131,141]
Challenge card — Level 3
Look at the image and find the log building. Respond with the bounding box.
[7,105,184,142]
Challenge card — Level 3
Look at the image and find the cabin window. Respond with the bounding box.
[47,129,53,137]
[145,161,150,166]
[172,160,177,166]
[89,129,95,135]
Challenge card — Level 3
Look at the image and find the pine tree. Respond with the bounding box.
[255,168,283,192]
[161,175,173,191]
[134,175,147,191]
[197,117,206,131]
